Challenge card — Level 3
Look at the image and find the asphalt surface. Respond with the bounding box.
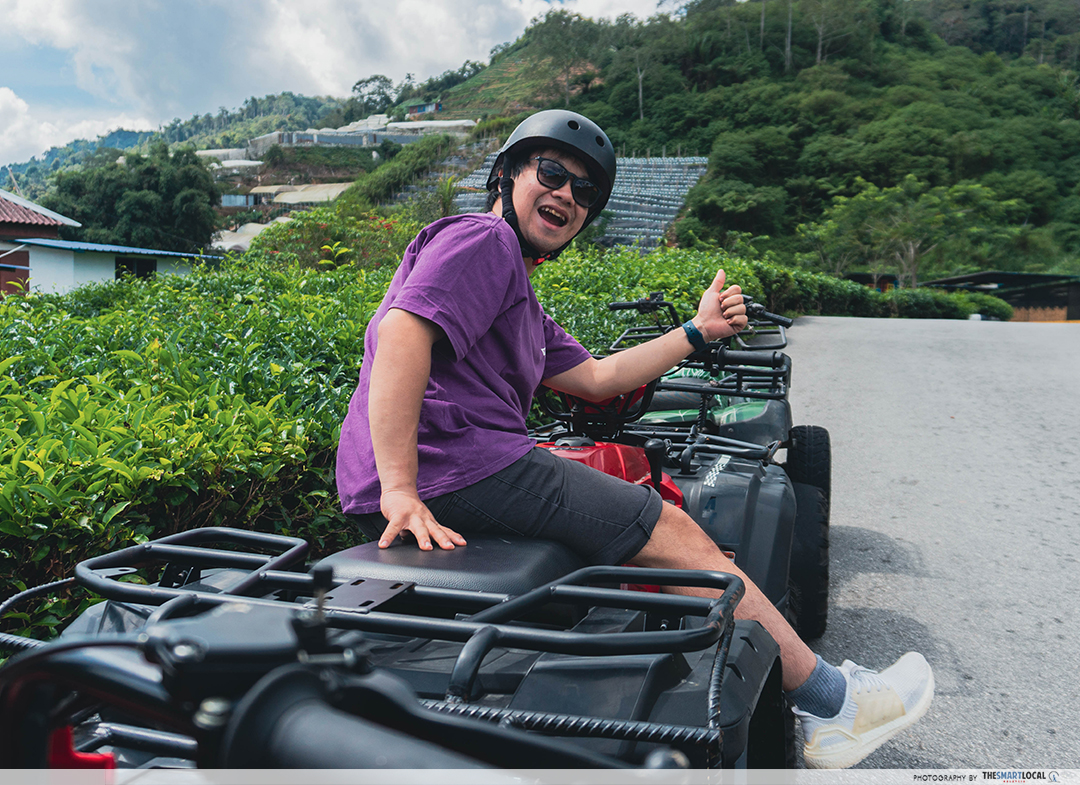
[782,316,1080,769]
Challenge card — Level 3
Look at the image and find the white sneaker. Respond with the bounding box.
[793,652,935,769]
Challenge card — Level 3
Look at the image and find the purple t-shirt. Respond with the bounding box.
[336,212,592,515]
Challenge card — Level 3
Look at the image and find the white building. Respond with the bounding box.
[1,189,218,295]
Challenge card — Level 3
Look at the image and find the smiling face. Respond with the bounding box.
[507,148,590,258]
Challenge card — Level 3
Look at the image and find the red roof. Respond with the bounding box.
[0,192,65,227]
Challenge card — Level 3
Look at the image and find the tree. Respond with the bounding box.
[609,15,655,121]
[804,176,1021,286]
[530,10,600,107]
[43,143,220,254]
[803,0,859,63]
[786,0,795,72]
[352,75,394,115]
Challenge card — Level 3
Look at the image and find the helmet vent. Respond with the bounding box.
[596,136,605,147]
[567,120,580,130]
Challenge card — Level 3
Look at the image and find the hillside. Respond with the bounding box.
[440,50,552,116]
[6,94,346,200]
[12,0,1080,280]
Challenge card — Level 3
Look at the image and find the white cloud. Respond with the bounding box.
[0,87,154,166]
[0,0,667,164]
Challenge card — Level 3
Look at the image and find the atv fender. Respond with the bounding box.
[673,461,796,608]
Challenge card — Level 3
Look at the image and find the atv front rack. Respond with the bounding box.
[660,346,791,402]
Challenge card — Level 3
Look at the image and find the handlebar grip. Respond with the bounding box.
[229,699,490,769]
[746,302,794,327]
[221,667,491,769]
[718,347,786,368]
[757,310,793,328]
[607,301,643,310]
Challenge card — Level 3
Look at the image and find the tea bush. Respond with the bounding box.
[0,257,395,637]
[533,245,763,351]
[534,247,1011,341]
[247,206,422,269]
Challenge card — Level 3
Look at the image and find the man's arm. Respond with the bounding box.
[544,269,747,400]
[368,307,468,550]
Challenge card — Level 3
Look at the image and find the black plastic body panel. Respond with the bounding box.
[672,459,796,607]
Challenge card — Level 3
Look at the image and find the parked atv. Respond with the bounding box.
[598,293,831,639]
[0,527,790,769]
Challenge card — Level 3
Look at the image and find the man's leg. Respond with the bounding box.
[629,502,817,689]
[630,502,934,769]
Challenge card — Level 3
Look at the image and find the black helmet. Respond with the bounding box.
[487,110,617,260]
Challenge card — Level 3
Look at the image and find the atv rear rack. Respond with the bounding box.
[75,529,744,656]
[0,527,770,769]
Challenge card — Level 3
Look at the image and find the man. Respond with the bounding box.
[336,110,933,769]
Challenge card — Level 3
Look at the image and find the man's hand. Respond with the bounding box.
[378,489,467,550]
[693,269,747,342]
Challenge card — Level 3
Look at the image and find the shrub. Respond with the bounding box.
[338,135,456,210]
[958,291,1014,321]
[884,287,973,319]
[0,256,396,637]
[532,245,761,352]
[247,205,421,269]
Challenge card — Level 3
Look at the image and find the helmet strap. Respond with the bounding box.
[499,172,549,262]
[499,170,582,264]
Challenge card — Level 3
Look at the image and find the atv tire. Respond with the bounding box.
[785,425,831,503]
[788,483,829,640]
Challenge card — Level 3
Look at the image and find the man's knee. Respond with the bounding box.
[631,503,721,570]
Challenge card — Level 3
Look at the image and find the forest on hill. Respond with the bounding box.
[482,0,1080,282]
[10,0,1080,282]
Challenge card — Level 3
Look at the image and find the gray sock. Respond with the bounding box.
[786,655,847,718]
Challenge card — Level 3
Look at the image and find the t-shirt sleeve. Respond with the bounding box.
[541,313,592,380]
[388,218,518,361]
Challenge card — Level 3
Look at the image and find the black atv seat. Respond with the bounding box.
[313,535,586,596]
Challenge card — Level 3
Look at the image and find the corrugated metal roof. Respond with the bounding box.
[212,217,292,252]
[0,189,81,227]
[16,237,222,259]
[272,183,351,204]
[249,185,298,194]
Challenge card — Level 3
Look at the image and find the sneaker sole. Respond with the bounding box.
[803,667,935,769]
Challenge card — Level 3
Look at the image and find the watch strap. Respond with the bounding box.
[682,320,707,351]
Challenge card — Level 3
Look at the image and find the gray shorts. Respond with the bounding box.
[350,446,664,565]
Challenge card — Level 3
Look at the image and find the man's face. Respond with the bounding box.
[510,149,590,257]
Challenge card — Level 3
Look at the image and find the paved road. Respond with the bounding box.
[782,316,1080,769]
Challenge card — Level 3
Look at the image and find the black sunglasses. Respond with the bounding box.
[531,156,602,209]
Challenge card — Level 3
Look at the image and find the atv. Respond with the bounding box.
[597,293,832,638]
[0,528,789,770]
[0,295,821,771]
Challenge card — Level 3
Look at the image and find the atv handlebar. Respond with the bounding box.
[715,347,786,368]
[607,293,793,329]
[607,293,792,354]
[745,302,793,328]
[608,294,682,328]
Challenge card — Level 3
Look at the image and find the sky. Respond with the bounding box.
[0,0,672,169]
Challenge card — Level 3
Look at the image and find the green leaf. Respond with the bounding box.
[20,460,46,482]
[0,517,23,536]
[27,484,63,507]
[102,501,131,525]
[98,458,134,482]
[0,355,24,375]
